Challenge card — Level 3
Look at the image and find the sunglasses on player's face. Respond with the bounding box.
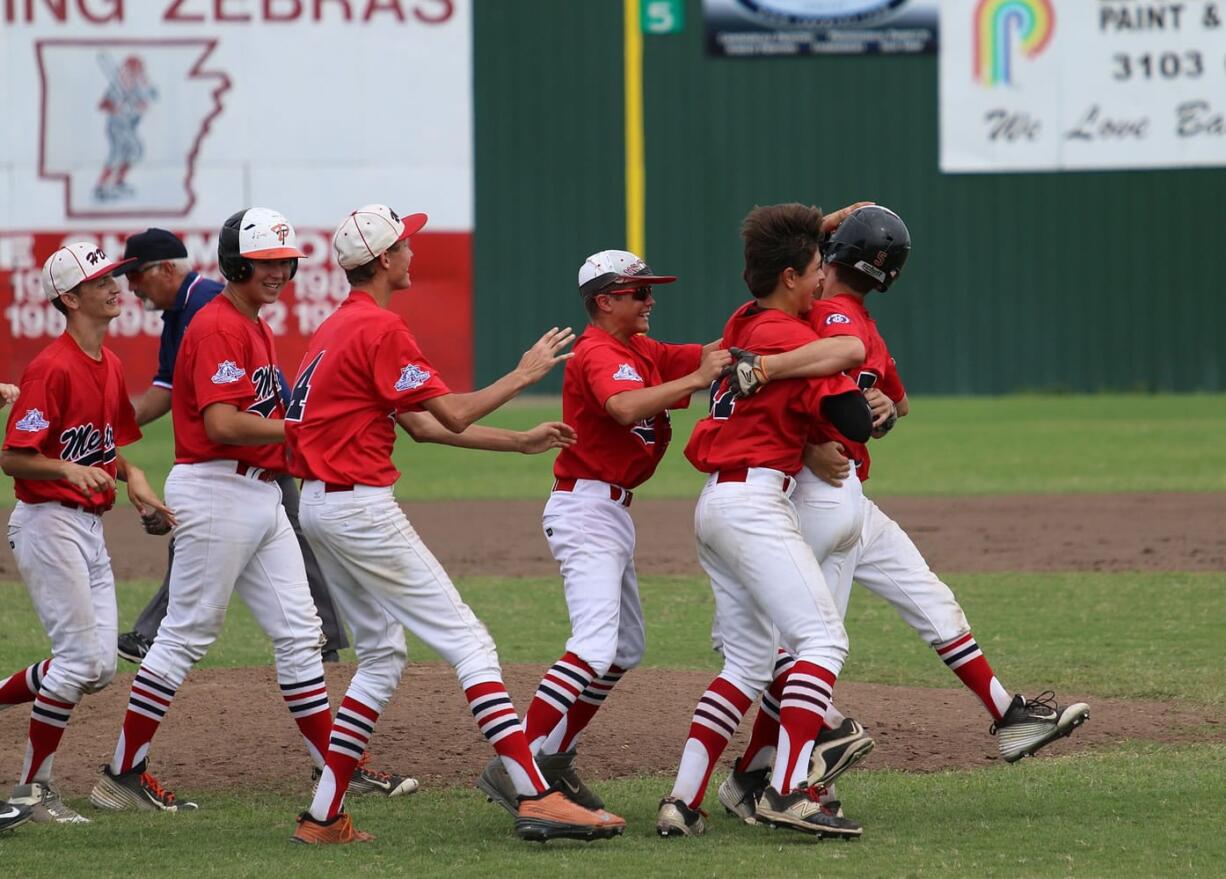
[602,286,653,302]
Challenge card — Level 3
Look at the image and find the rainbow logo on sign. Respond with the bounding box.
[973,0,1055,86]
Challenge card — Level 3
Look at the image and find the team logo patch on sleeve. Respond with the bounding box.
[612,363,643,382]
[825,313,853,326]
[15,408,50,432]
[394,364,432,392]
[210,361,247,384]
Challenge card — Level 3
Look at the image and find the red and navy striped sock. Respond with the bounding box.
[770,661,836,794]
[467,680,548,797]
[523,652,595,753]
[281,675,332,769]
[0,659,50,709]
[935,632,1012,720]
[111,667,176,774]
[669,675,754,809]
[309,693,379,821]
[20,692,75,784]
[736,651,794,773]
[550,665,626,754]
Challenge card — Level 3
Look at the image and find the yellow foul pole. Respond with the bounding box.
[624,0,646,257]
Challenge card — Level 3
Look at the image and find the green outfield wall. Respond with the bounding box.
[473,1,1225,394]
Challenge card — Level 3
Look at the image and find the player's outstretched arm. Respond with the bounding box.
[133,385,172,426]
[757,336,866,383]
[423,326,575,433]
[398,411,576,454]
[0,383,18,408]
[0,448,115,495]
[605,346,732,427]
[202,403,286,446]
[116,454,177,529]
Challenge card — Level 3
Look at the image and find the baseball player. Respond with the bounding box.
[284,204,624,845]
[89,208,404,814]
[476,250,731,816]
[1,243,171,823]
[113,228,350,675]
[716,206,1091,822]
[657,203,874,840]
[94,54,155,201]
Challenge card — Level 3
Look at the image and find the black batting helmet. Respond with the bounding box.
[823,206,910,292]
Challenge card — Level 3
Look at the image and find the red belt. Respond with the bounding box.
[552,477,633,508]
[60,501,106,516]
[715,468,794,493]
[235,462,283,483]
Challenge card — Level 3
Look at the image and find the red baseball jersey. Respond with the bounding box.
[686,301,857,476]
[284,291,451,486]
[553,326,702,490]
[808,293,906,481]
[172,294,287,469]
[3,334,140,510]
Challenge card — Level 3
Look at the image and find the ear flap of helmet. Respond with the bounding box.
[218,210,252,283]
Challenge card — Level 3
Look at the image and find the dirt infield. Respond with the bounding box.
[2,492,1224,794]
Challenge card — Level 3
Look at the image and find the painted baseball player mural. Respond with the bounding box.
[476,250,731,817]
[284,204,624,845]
[112,228,350,670]
[716,206,1091,824]
[657,203,874,840]
[94,54,157,202]
[1,243,171,824]
[90,208,408,814]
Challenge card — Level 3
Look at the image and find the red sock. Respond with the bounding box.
[0,659,50,708]
[669,675,754,809]
[554,665,625,753]
[935,632,1013,720]
[281,675,332,768]
[111,668,175,774]
[467,680,548,796]
[309,694,379,821]
[21,693,75,783]
[770,661,836,795]
[523,652,594,751]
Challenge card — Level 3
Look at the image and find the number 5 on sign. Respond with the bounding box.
[642,0,684,34]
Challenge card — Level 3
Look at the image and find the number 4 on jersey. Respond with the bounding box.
[286,351,325,422]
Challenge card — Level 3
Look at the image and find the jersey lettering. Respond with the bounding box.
[708,380,737,421]
[630,410,669,446]
[286,351,325,423]
[60,423,116,467]
[246,365,281,418]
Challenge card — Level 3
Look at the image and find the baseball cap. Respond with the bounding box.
[578,249,677,296]
[332,204,429,270]
[115,228,188,275]
[42,242,135,301]
[233,207,307,260]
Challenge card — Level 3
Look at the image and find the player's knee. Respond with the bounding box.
[352,648,406,705]
[85,651,118,693]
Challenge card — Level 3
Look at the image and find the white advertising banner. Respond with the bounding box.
[940,0,1226,172]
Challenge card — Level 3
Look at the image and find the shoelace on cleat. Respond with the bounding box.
[355,753,393,784]
[801,784,840,816]
[140,772,176,806]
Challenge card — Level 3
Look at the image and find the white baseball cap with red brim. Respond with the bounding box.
[578,249,677,296]
[333,204,428,270]
[235,207,308,260]
[42,242,136,301]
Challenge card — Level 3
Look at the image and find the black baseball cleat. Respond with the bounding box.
[992,692,1090,763]
[806,717,875,786]
[656,796,707,837]
[754,784,862,839]
[117,631,153,664]
[717,765,769,824]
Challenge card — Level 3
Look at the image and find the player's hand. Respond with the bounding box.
[61,462,116,497]
[804,441,851,487]
[126,468,178,529]
[820,201,875,234]
[518,421,577,454]
[864,388,899,438]
[516,327,576,385]
[725,347,769,397]
[694,347,733,387]
[0,383,18,408]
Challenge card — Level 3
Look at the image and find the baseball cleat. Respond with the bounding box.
[991,692,1091,763]
[717,765,769,824]
[313,754,419,798]
[475,756,519,816]
[0,800,34,833]
[291,811,374,845]
[9,782,90,824]
[90,760,198,812]
[806,717,875,787]
[754,784,862,839]
[116,631,153,664]
[536,750,604,810]
[513,790,625,842]
[656,796,707,837]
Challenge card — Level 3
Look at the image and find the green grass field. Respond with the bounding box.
[2,394,1224,876]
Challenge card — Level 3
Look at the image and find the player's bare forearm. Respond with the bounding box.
[0,448,114,493]
[760,337,866,381]
[398,411,520,450]
[605,346,732,426]
[896,394,910,417]
[134,385,173,426]
[202,403,286,445]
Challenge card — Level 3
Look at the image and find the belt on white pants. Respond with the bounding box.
[300,480,393,501]
[552,477,633,508]
[708,467,796,496]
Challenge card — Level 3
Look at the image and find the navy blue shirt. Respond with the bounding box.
[153,271,289,405]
